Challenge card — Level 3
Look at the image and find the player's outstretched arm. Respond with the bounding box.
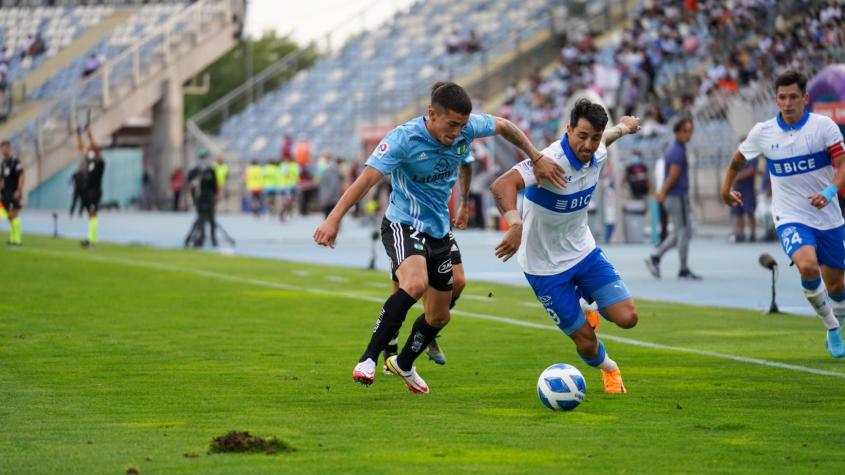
[76,129,86,155]
[493,116,565,189]
[314,166,384,248]
[87,128,101,159]
[602,116,640,147]
[490,169,526,262]
[720,149,747,208]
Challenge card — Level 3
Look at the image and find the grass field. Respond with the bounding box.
[2,235,845,474]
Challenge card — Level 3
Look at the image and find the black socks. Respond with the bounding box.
[360,289,417,362]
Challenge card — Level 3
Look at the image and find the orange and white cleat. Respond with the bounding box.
[602,368,627,394]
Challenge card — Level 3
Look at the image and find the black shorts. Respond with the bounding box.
[82,189,102,213]
[1,192,21,212]
[381,217,453,292]
[447,230,462,265]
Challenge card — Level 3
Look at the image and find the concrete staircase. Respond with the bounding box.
[0,11,135,140]
[18,0,241,204]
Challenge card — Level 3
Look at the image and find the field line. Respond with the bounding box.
[19,247,845,379]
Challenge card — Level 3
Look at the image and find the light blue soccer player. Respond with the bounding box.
[314,81,566,393]
[722,69,845,358]
[491,99,641,393]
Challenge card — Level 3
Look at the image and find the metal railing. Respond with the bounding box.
[12,0,240,166]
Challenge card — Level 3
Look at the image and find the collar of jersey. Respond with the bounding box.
[560,134,595,171]
[776,109,809,131]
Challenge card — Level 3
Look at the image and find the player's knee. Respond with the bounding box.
[617,309,638,329]
[427,311,451,328]
[796,262,820,281]
[402,278,427,300]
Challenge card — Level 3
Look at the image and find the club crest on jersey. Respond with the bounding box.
[456,143,467,155]
[414,242,424,251]
[538,295,552,305]
[374,141,389,158]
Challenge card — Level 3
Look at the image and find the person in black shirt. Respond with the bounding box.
[77,128,104,248]
[1,140,24,245]
[184,148,219,248]
[69,160,86,217]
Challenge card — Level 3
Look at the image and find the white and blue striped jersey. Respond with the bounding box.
[365,113,496,238]
[513,135,608,275]
[739,111,845,230]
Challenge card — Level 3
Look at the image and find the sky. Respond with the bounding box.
[244,0,415,48]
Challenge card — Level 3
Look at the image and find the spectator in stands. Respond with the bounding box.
[0,47,11,67]
[170,167,185,211]
[446,29,462,54]
[730,155,757,243]
[83,53,101,78]
[29,33,45,58]
[20,35,35,60]
[464,30,481,54]
[281,134,294,161]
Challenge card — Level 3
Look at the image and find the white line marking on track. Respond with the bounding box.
[324,275,349,283]
[18,247,845,380]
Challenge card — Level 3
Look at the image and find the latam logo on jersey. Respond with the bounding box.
[767,150,831,177]
[413,157,452,184]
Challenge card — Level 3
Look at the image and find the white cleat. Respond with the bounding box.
[352,358,376,386]
[385,355,429,394]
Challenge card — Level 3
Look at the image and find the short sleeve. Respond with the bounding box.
[15,161,23,172]
[512,159,536,187]
[821,115,844,148]
[365,129,405,176]
[738,123,764,159]
[465,113,496,139]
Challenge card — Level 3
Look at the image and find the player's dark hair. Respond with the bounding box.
[431,82,472,115]
[774,69,808,94]
[569,98,608,131]
[0,140,9,147]
[673,116,693,133]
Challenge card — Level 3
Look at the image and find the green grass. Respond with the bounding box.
[1,235,844,474]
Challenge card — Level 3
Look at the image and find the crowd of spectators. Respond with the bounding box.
[498,0,845,148]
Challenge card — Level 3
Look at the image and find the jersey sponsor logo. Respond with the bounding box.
[438,259,453,274]
[412,157,453,184]
[767,150,830,177]
[374,142,389,158]
[526,184,597,213]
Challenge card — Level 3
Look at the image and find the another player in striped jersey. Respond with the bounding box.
[721,70,845,358]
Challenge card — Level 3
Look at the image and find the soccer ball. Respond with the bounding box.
[537,363,586,411]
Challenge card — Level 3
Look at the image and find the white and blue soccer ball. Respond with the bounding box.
[537,363,586,411]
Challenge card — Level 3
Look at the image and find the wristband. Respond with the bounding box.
[820,184,838,202]
[503,210,522,226]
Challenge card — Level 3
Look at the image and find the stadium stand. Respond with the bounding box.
[208,0,560,161]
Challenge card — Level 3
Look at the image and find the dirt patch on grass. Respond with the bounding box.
[209,431,295,455]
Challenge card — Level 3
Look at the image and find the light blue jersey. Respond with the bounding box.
[365,113,496,238]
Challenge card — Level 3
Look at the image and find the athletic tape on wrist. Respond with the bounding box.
[820,184,838,202]
[503,210,522,226]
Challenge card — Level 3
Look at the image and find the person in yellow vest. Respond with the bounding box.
[263,158,280,215]
[212,154,229,200]
[245,159,264,216]
[279,155,300,221]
